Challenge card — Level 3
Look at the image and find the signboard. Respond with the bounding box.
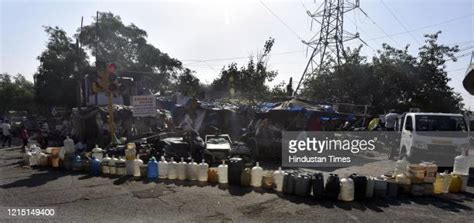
[132,95,157,117]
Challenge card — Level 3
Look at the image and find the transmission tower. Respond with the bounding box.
[295,0,361,94]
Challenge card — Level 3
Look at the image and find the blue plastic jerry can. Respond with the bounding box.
[147,157,158,180]
[72,155,82,171]
[90,157,101,176]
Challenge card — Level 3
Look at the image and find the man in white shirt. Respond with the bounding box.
[385,110,399,131]
[2,120,12,147]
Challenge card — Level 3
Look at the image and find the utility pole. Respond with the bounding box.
[75,16,83,107]
[295,0,361,95]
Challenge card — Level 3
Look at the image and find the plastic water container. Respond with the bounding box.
[393,157,409,177]
[147,157,158,180]
[453,149,470,175]
[158,156,168,179]
[92,145,103,161]
[312,173,324,198]
[349,174,367,201]
[325,174,341,199]
[72,155,82,171]
[109,156,117,175]
[283,171,297,194]
[386,181,399,197]
[338,177,354,201]
[395,173,411,185]
[101,154,111,174]
[198,159,209,182]
[63,136,75,154]
[295,174,312,197]
[273,167,285,192]
[228,158,243,185]
[217,160,228,184]
[133,155,144,177]
[126,159,134,176]
[90,157,101,176]
[251,162,263,187]
[449,174,462,193]
[116,157,126,175]
[420,162,437,183]
[410,184,424,196]
[167,157,178,180]
[408,164,425,184]
[374,177,387,197]
[208,168,218,183]
[241,168,251,187]
[187,159,199,181]
[365,176,375,198]
[125,143,136,161]
[177,157,187,180]
[262,171,274,189]
[441,170,452,194]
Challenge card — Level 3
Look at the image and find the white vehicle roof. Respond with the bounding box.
[406,112,464,117]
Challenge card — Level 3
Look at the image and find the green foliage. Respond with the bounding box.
[302,31,464,113]
[78,12,182,93]
[34,26,89,108]
[210,37,278,103]
[176,68,204,98]
[0,73,35,114]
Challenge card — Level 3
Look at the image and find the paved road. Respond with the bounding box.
[0,145,473,222]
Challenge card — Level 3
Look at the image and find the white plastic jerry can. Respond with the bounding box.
[187,159,199,181]
[109,155,117,175]
[101,154,111,174]
[441,170,452,194]
[63,136,75,154]
[158,156,168,179]
[392,157,409,177]
[338,177,355,201]
[116,156,126,175]
[198,159,209,182]
[217,160,228,184]
[453,149,470,175]
[133,155,144,177]
[273,167,285,192]
[167,157,178,180]
[251,162,263,187]
[92,145,103,161]
[177,157,187,180]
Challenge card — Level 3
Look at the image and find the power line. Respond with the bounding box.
[367,13,474,41]
[446,51,473,62]
[259,0,304,41]
[358,8,402,48]
[380,0,421,45]
[182,50,304,65]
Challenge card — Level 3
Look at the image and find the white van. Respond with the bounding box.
[399,113,470,165]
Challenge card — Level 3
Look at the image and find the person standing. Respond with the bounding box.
[384,110,399,131]
[2,120,12,147]
[20,125,29,149]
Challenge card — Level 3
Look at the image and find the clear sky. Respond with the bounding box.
[1,0,473,109]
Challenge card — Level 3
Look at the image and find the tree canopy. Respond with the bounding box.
[302,31,464,113]
[0,73,35,114]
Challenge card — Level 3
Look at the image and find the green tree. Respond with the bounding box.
[0,73,35,114]
[78,12,182,93]
[176,68,204,98]
[414,31,464,112]
[302,31,464,113]
[210,37,278,103]
[34,26,89,108]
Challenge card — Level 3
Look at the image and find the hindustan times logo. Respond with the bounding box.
[288,137,378,154]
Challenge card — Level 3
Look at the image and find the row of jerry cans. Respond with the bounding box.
[281,172,403,201]
[95,154,212,182]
